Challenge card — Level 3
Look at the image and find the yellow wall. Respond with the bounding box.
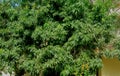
[101,57,120,76]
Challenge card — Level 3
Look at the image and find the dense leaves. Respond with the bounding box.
[0,0,116,76]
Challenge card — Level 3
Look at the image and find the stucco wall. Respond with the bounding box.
[101,57,120,76]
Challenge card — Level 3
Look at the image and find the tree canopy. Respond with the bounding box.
[0,0,116,76]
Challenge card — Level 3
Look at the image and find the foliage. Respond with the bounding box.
[0,0,116,76]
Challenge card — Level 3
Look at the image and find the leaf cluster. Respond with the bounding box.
[0,0,116,76]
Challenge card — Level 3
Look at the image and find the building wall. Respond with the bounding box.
[100,57,120,76]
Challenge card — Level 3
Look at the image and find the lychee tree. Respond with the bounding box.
[0,0,116,76]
